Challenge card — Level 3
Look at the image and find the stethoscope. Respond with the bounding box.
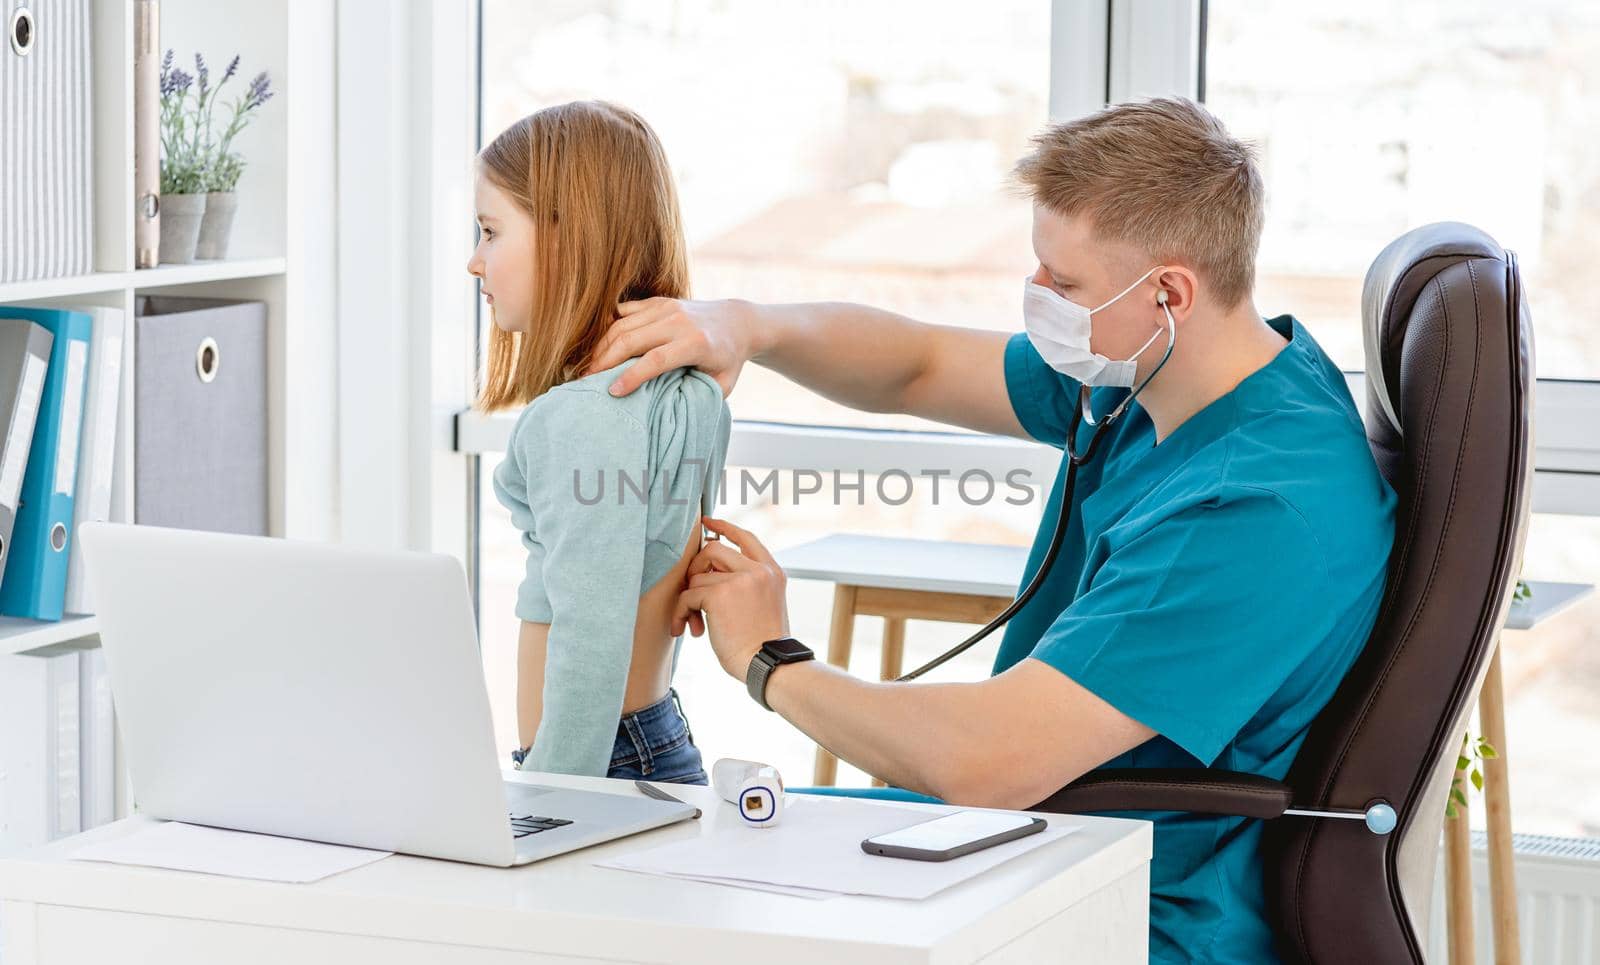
[895,290,1179,681]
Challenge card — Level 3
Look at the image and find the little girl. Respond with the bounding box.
[469,101,729,784]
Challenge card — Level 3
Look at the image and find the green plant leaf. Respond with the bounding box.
[1446,802,1459,819]
[1479,742,1498,759]
[1451,787,1469,807]
[1470,770,1483,791]
[1457,756,1470,771]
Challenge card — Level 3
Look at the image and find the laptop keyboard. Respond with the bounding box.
[510,813,574,839]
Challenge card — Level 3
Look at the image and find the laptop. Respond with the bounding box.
[77,522,697,867]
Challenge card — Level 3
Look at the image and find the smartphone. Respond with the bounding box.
[861,810,1048,862]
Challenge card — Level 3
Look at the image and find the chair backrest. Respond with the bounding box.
[1263,223,1535,963]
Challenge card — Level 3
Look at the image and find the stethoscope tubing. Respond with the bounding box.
[895,300,1177,681]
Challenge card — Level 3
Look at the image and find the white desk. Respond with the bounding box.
[0,770,1152,965]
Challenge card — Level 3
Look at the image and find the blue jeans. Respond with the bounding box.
[513,688,708,785]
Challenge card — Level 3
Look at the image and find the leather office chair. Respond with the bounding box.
[1029,222,1535,963]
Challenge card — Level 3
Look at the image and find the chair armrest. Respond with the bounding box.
[1028,768,1293,820]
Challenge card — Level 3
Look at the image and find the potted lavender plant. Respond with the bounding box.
[157,50,208,263]
[157,51,276,263]
[196,57,274,260]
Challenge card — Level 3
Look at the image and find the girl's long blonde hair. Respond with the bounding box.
[475,101,690,412]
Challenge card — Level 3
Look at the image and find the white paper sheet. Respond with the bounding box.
[597,796,1075,900]
[70,819,393,883]
[648,870,841,899]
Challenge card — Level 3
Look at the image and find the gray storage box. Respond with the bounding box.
[133,296,267,535]
[1,0,94,284]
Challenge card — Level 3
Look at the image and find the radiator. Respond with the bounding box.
[1427,831,1600,964]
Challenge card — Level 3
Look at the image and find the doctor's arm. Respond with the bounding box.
[683,495,1332,806]
[677,516,1155,808]
[584,298,1030,440]
[769,658,1156,809]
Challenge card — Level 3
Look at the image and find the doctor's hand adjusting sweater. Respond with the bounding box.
[490,358,731,776]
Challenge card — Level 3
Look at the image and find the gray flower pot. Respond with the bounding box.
[158,193,207,264]
[195,191,239,261]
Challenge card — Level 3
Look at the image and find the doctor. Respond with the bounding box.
[584,97,1396,964]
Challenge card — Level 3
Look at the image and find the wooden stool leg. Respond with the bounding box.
[1479,642,1521,965]
[870,617,907,788]
[879,617,906,682]
[812,585,858,787]
[1445,757,1476,965]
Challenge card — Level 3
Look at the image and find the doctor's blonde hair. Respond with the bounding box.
[474,101,690,412]
[1013,96,1263,309]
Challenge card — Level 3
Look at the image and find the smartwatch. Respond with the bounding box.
[746,637,815,711]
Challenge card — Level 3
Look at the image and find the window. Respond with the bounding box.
[464,2,1600,835]
[1205,0,1600,379]
[479,0,1050,434]
[1204,0,1600,838]
[475,0,1057,773]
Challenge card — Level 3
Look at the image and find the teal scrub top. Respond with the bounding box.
[997,315,1397,963]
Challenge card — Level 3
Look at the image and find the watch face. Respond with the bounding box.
[766,637,812,661]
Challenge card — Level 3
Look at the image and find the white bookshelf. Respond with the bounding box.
[0,615,100,658]
[0,257,289,303]
[0,0,296,659]
[1,0,334,854]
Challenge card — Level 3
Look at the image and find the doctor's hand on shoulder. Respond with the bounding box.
[583,297,755,399]
[672,516,791,682]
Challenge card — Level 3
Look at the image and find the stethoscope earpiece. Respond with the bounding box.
[1157,289,1169,305]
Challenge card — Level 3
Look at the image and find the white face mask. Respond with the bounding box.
[1023,265,1168,387]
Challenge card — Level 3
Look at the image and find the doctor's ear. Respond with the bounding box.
[1153,269,1199,318]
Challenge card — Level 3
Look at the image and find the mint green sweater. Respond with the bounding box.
[491,359,731,776]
